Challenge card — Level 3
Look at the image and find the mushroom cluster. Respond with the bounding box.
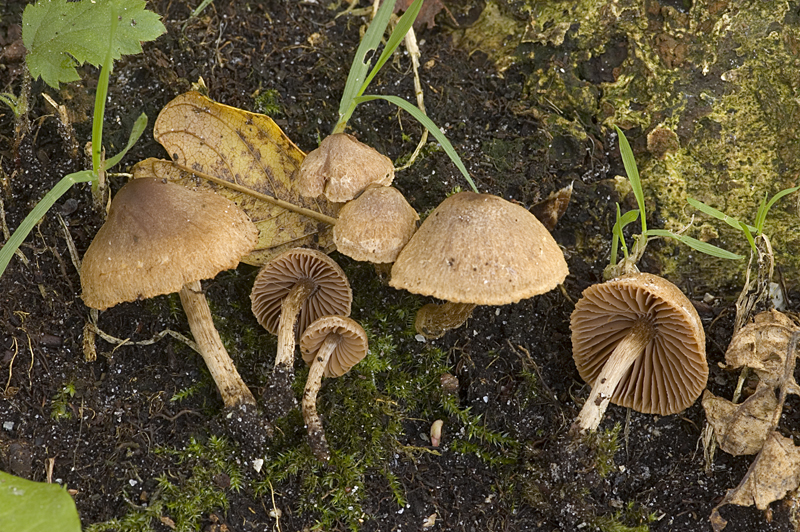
[250,248,352,420]
[296,133,419,265]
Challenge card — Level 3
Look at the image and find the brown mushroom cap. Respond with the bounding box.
[333,185,419,263]
[250,248,352,335]
[81,178,258,310]
[300,315,369,378]
[296,133,394,203]
[389,191,569,305]
[571,272,708,416]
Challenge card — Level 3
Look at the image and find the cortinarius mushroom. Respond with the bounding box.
[250,248,352,418]
[296,133,394,202]
[299,315,368,461]
[81,178,258,408]
[570,272,707,434]
[333,185,419,264]
[390,191,569,338]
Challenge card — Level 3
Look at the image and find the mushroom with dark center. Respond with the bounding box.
[570,272,708,435]
[390,191,569,338]
[299,315,368,461]
[250,248,352,419]
[81,178,258,410]
[296,133,394,203]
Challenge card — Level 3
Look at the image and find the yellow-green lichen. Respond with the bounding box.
[454,0,800,289]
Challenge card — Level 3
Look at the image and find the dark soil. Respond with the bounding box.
[0,1,797,531]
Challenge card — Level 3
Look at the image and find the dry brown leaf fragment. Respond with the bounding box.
[711,431,800,531]
[702,386,778,456]
[393,0,445,29]
[133,91,339,266]
[725,310,798,386]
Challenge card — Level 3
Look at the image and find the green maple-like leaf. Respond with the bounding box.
[23,0,165,88]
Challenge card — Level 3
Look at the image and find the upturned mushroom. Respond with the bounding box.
[570,272,707,434]
[299,315,368,461]
[390,191,569,338]
[250,248,352,418]
[296,133,394,203]
[81,178,258,409]
[333,185,419,264]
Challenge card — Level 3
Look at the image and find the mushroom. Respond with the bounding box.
[299,315,368,461]
[81,178,258,408]
[296,133,394,202]
[250,248,352,419]
[333,185,419,264]
[570,272,708,434]
[390,191,569,338]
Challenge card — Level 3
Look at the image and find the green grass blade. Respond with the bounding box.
[354,94,478,193]
[360,0,423,96]
[91,9,119,181]
[686,197,756,233]
[104,113,148,170]
[647,229,743,260]
[614,126,646,234]
[756,185,800,233]
[738,222,757,255]
[610,204,622,265]
[337,0,397,124]
[0,170,95,278]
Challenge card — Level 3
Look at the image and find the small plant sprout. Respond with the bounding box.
[604,126,742,280]
[327,0,479,194]
[0,0,165,279]
[687,184,799,329]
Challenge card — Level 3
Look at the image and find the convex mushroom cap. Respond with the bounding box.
[390,191,568,338]
[296,133,394,203]
[81,178,258,310]
[390,191,568,305]
[300,315,368,460]
[333,185,419,264]
[570,272,707,433]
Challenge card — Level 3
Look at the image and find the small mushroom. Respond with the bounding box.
[250,248,352,419]
[333,185,419,264]
[81,178,258,409]
[296,133,394,202]
[390,191,569,338]
[570,272,708,434]
[299,315,368,461]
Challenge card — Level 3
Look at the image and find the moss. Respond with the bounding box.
[252,88,282,116]
[86,436,241,532]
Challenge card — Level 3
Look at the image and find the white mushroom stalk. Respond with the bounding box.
[302,333,341,462]
[571,317,655,434]
[179,280,256,408]
[273,280,315,377]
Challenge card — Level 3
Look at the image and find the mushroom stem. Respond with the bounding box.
[263,280,315,419]
[179,280,256,408]
[572,318,655,435]
[275,280,316,370]
[415,302,477,339]
[302,333,340,461]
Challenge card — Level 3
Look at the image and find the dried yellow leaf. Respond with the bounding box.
[132,91,339,265]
